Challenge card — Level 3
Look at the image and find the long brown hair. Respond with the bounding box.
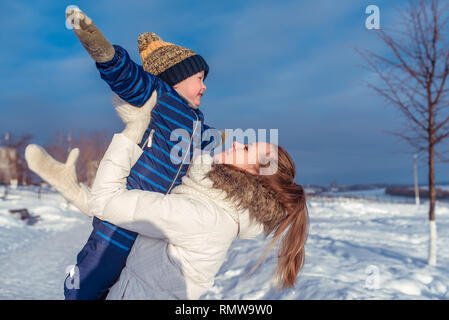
[258,145,309,289]
[240,145,308,289]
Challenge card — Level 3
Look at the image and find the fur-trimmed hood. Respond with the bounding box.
[207,160,287,237]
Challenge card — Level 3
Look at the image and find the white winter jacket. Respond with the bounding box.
[88,134,264,299]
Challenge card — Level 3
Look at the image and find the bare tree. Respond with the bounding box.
[45,131,72,164]
[1,132,34,185]
[357,0,449,266]
[73,130,109,187]
[45,130,109,187]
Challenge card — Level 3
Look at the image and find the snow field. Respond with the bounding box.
[0,188,448,299]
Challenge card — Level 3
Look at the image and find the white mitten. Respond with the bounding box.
[112,90,158,145]
[25,144,91,216]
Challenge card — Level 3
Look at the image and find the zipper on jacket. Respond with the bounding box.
[140,129,154,151]
[121,279,130,299]
[147,129,155,148]
[165,112,200,195]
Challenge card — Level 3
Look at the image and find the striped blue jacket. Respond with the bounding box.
[64,45,220,300]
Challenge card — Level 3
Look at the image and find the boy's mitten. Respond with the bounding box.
[66,7,115,63]
[112,90,158,145]
[25,145,91,216]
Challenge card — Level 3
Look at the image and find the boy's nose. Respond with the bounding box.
[202,83,207,91]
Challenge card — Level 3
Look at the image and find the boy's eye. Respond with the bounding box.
[244,145,248,151]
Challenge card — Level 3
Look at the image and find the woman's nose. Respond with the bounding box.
[233,141,244,150]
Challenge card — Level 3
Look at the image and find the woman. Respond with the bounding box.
[25,95,308,299]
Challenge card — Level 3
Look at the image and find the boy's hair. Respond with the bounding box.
[138,32,209,86]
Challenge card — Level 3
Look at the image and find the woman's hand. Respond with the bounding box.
[112,90,158,145]
[25,145,91,215]
[65,7,115,63]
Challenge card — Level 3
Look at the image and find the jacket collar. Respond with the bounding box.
[171,154,241,224]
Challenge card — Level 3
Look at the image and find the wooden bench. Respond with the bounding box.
[9,208,40,225]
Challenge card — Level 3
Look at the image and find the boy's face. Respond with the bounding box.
[173,71,206,107]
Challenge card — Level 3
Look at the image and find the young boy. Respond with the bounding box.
[60,8,220,299]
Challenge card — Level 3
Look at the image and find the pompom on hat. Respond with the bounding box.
[137,32,209,86]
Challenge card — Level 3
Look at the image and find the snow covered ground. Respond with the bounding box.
[0,186,448,300]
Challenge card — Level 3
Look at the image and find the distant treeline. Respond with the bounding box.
[385,186,449,200]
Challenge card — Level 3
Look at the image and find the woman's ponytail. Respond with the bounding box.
[273,183,308,288]
[257,146,309,289]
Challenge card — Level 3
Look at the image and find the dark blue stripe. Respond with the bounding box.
[154,121,193,146]
[141,85,154,103]
[154,131,186,153]
[143,148,184,174]
[127,89,146,104]
[102,222,137,241]
[130,169,167,192]
[152,120,200,150]
[117,64,141,95]
[128,175,138,185]
[96,231,130,251]
[152,143,185,164]
[159,98,196,122]
[104,52,127,74]
[153,110,193,133]
[163,81,171,92]
[136,160,172,183]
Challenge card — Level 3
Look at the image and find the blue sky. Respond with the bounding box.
[1,0,448,186]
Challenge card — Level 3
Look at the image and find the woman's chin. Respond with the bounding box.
[213,153,223,164]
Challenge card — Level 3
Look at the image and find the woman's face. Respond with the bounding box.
[213,141,272,174]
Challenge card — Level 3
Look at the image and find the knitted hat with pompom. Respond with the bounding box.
[137,32,209,86]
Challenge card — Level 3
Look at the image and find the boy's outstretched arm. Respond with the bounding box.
[66,7,160,107]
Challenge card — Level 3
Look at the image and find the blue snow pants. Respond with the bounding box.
[64,217,137,300]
